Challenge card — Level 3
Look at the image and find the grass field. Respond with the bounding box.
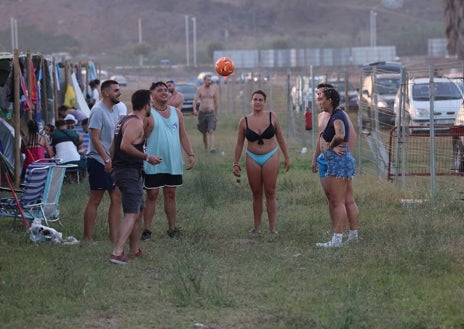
[1,95,464,328]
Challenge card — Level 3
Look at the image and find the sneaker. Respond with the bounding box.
[141,229,152,241]
[109,253,129,265]
[249,228,259,234]
[210,148,216,153]
[345,230,359,244]
[315,239,342,248]
[345,236,359,244]
[167,227,182,238]
[128,248,144,259]
[270,230,278,235]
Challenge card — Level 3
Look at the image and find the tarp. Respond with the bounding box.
[0,118,16,166]
[71,72,90,116]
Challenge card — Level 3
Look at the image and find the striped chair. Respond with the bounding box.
[0,160,68,228]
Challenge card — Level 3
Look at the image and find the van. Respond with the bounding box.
[393,77,462,133]
[361,61,403,75]
[360,73,401,129]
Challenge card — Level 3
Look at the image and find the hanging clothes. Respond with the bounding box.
[28,58,38,106]
[63,84,76,108]
[19,70,31,112]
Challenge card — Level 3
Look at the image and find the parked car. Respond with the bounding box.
[328,79,359,111]
[175,83,197,114]
[450,77,464,94]
[361,61,403,75]
[109,75,128,87]
[195,72,219,85]
[360,73,401,129]
[394,77,463,134]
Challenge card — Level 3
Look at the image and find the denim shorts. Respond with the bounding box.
[323,147,355,178]
[316,153,328,178]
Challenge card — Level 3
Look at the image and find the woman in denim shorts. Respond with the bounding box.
[314,87,359,248]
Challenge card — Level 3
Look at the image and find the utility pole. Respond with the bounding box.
[185,15,190,66]
[192,16,197,67]
[138,18,143,66]
[11,17,18,51]
[370,10,377,47]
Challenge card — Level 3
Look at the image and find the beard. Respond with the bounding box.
[111,98,120,105]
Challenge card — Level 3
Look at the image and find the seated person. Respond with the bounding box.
[76,118,90,155]
[58,105,88,125]
[21,119,54,180]
[51,120,86,170]
[64,114,84,147]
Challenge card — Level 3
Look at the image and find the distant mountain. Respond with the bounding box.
[0,0,445,65]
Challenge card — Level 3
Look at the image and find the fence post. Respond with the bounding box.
[358,72,363,174]
[429,65,436,201]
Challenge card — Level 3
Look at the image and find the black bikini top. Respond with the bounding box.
[245,112,276,145]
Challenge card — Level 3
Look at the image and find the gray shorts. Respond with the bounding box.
[197,111,216,133]
[112,167,144,214]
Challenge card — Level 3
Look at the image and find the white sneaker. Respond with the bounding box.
[315,239,342,248]
[346,231,359,244]
[345,236,359,244]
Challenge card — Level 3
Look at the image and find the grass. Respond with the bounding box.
[1,107,464,328]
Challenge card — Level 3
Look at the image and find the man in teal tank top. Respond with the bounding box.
[141,81,195,240]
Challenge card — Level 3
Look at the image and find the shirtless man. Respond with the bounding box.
[193,75,218,152]
[166,80,184,112]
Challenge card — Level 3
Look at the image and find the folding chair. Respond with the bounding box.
[0,161,68,228]
[64,164,81,184]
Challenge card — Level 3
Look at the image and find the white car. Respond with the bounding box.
[393,77,463,133]
[196,72,219,85]
[109,75,128,87]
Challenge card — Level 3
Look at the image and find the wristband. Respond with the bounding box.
[145,155,150,162]
[104,158,111,164]
[233,163,241,170]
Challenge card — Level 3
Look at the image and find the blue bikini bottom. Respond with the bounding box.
[246,147,278,166]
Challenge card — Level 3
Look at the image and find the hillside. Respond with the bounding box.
[0,0,446,65]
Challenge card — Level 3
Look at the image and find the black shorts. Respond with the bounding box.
[112,168,144,214]
[143,173,183,189]
[87,157,116,191]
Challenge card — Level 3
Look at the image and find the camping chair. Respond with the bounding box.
[0,160,69,228]
[64,163,81,184]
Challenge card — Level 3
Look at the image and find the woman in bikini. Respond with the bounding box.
[233,90,290,234]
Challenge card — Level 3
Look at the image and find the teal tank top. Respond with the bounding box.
[144,106,183,175]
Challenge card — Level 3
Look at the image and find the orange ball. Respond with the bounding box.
[215,56,235,77]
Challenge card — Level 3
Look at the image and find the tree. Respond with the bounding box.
[133,42,151,57]
[444,0,464,59]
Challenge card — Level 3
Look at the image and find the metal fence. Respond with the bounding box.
[215,60,464,200]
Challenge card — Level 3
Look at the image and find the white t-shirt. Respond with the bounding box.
[114,102,127,117]
[91,89,100,103]
[56,141,81,163]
